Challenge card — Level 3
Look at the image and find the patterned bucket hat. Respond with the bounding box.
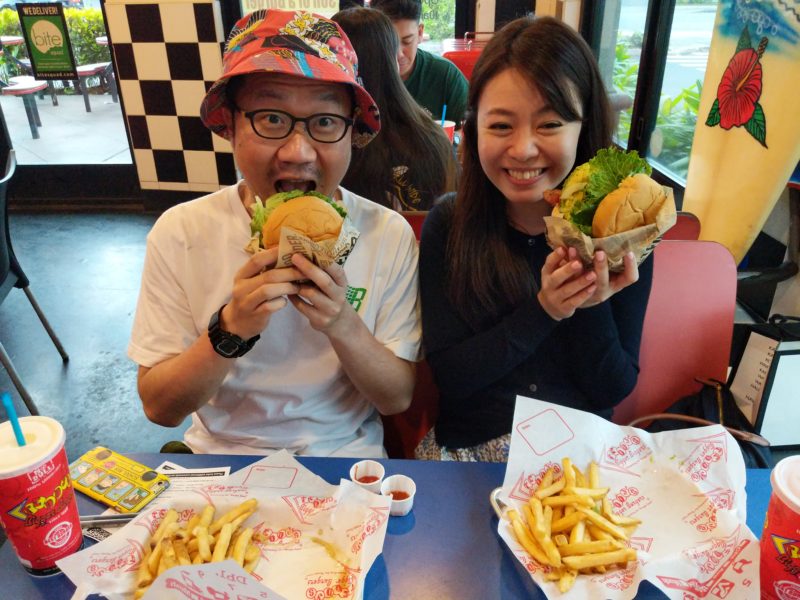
[201,9,380,148]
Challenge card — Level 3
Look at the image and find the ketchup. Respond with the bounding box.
[389,490,410,501]
[357,475,380,484]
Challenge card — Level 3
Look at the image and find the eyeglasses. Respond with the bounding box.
[237,108,354,143]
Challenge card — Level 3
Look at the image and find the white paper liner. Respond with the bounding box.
[58,451,390,600]
[498,397,760,600]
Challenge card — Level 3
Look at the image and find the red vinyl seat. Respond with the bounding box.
[442,49,483,80]
[663,211,701,240]
[382,360,440,458]
[613,240,737,425]
[400,210,427,241]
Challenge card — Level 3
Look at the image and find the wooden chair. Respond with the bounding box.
[612,240,737,425]
[382,360,440,458]
[663,211,702,240]
[0,151,69,415]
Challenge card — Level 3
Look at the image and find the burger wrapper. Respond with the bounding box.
[274,216,360,269]
[498,396,759,599]
[57,450,390,600]
[543,186,677,272]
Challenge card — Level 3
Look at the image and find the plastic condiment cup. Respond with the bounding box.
[0,416,83,575]
[380,474,416,516]
[760,455,800,599]
[349,460,385,494]
[440,120,456,143]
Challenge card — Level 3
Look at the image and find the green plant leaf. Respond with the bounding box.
[745,103,768,148]
[706,99,721,126]
[736,26,752,53]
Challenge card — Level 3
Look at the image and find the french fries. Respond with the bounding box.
[508,458,640,593]
[134,500,261,598]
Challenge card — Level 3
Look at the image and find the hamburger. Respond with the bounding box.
[248,190,346,251]
[545,148,669,238]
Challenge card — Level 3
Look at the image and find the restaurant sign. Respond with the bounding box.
[16,3,78,80]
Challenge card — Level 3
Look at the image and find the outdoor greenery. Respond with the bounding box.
[613,40,701,181]
[0,8,109,83]
[422,0,455,41]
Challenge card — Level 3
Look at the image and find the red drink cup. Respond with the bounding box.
[441,120,456,144]
[0,416,83,575]
[760,456,800,599]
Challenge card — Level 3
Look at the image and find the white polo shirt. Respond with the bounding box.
[128,183,421,457]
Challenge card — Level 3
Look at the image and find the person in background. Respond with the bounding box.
[416,16,654,462]
[128,9,421,457]
[333,7,457,211]
[370,0,468,127]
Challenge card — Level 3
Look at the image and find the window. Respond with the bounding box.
[591,0,719,188]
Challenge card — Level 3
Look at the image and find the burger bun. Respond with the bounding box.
[262,195,343,248]
[591,173,667,238]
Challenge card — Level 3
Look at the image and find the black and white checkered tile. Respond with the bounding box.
[104,0,236,192]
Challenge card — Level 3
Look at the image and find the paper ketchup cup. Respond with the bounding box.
[0,416,82,575]
[760,456,800,599]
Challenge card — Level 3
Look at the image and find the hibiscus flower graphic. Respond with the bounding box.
[706,27,768,148]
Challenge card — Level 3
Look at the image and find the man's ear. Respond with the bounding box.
[417,22,424,41]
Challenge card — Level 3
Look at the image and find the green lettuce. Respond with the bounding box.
[557,148,651,235]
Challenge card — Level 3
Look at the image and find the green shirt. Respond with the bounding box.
[404,49,468,126]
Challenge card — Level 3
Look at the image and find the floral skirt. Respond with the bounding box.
[414,428,511,463]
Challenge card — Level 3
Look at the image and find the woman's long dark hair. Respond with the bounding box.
[448,16,613,325]
[333,8,456,209]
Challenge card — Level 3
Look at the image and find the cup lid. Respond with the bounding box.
[771,455,800,514]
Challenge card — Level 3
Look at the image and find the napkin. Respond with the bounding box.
[497,397,760,599]
[58,450,391,600]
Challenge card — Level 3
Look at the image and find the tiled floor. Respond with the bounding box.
[0,212,188,464]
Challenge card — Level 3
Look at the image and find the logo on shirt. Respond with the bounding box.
[346,286,367,312]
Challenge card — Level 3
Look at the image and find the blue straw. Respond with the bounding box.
[2,392,26,447]
[440,105,447,126]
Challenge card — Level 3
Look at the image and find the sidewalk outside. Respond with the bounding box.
[0,90,131,165]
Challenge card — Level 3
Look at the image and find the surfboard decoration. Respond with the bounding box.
[683,0,800,263]
[705,27,768,148]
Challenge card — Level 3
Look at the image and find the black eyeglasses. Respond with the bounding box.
[237,108,354,143]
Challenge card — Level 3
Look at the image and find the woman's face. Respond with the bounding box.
[476,68,583,208]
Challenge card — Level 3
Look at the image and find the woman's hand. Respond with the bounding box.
[538,247,598,320]
[579,249,639,308]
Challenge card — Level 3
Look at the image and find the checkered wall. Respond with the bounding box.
[104,0,236,192]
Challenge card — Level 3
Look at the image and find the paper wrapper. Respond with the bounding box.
[58,451,390,600]
[497,397,760,600]
[543,186,677,272]
[247,217,360,270]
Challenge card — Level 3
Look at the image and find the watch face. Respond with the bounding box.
[215,338,242,358]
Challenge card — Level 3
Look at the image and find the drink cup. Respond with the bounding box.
[760,455,800,599]
[440,120,456,144]
[0,416,83,575]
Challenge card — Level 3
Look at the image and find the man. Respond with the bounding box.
[128,9,420,457]
[371,0,468,126]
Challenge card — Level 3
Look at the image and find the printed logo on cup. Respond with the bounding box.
[44,520,74,549]
[28,460,56,485]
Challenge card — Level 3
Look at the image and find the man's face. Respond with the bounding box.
[392,18,423,81]
[226,73,353,200]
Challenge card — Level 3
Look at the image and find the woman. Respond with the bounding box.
[333,7,457,211]
[417,16,654,462]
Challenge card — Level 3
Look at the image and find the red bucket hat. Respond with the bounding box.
[200,9,380,148]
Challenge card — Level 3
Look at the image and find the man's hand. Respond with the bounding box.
[288,253,355,339]
[222,247,303,339]
[578,250,639,308]
[538,247,598,321]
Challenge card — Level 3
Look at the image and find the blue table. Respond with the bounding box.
[0,455,771,599]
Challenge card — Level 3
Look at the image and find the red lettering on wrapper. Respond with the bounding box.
[600,434,653,475]
[283,495,336,524]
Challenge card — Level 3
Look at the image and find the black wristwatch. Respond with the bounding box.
[208,304,260,358]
